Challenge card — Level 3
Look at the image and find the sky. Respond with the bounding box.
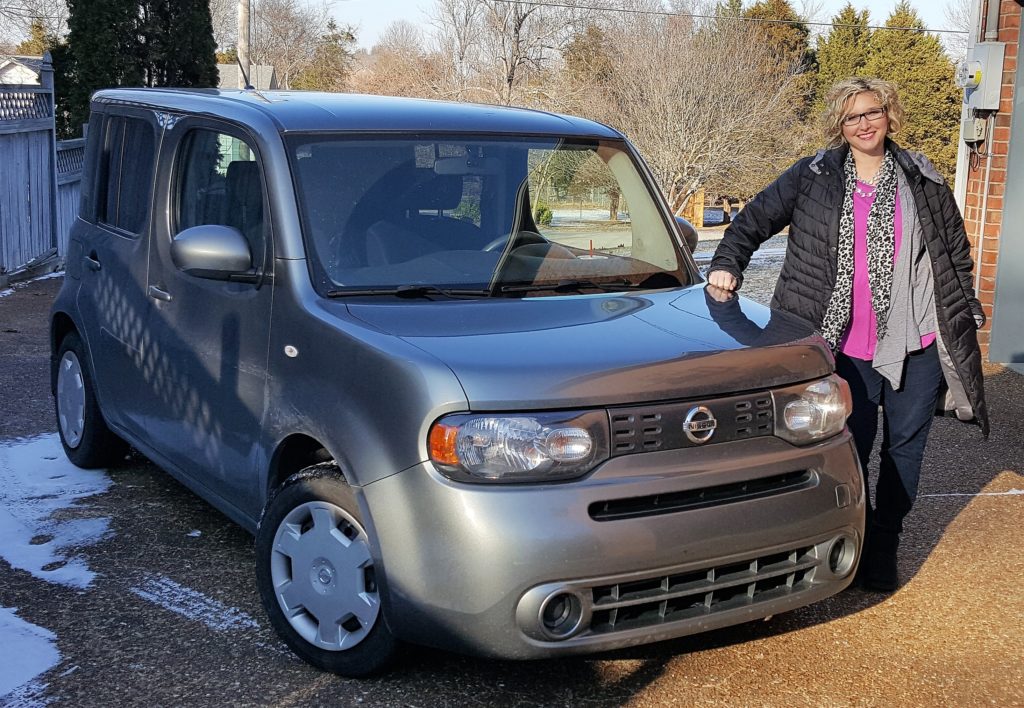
[335,0,959,51]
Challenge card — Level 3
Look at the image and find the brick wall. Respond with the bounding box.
[962,0,1021,358]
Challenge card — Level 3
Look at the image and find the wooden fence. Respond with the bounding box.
[0,52,60,286]
[55,136,85,257]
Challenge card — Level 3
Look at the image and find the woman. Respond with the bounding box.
[707,77,988,592]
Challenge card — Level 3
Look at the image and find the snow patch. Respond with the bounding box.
[0,435,112,588]
[0,271,63,299]
[130,574,260,631]
[0,607,60,705]
[0,678,54,708]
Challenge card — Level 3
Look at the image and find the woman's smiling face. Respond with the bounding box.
[841,91,889,156]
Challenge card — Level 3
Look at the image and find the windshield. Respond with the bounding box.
[287,134,689,296]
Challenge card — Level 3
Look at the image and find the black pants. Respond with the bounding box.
[835,344,943,534]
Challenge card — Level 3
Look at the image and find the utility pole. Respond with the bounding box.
[238,0,250,88]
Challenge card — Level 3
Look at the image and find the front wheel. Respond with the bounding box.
[54,331,128,467]
[255,464,398,677]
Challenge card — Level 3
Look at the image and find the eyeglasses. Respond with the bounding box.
[842,107,887,127]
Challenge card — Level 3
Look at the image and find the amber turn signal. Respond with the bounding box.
[428,422,460,466]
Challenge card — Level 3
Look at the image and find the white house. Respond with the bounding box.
[0,56,44,85]
[217,64,278,90]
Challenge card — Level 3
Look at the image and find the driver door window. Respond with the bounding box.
[177,130,266,269]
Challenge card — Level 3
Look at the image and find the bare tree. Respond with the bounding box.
[598,0,807,213]
[351,19,441,98]
[0,0,68,47]
[429,0,481,100]
[208,0,237,51]
[429,0,593,106]
[943,0,972,62]
[249,0,330,88]
[476,0,562,105]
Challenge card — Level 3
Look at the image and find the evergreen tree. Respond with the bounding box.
[60,0,142,136]
[714,0,744,18]
[57,0,219,136]
[139,0,218,87]
[292,20,356,92]
[742,0,815,117]
[562,24,614,86]
[52,42,77,138]
[814,3,871,115]
[14,19,53,55]
[743,0,813,69]
[216,47,238,66]
[864,1,961,183]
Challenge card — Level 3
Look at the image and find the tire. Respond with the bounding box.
[54,331,128,468]
[255,463,398,677]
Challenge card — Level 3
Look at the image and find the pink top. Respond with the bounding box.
[839,181,936,360]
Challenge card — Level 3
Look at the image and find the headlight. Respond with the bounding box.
[773,374,852,445]
[428,411,609,483]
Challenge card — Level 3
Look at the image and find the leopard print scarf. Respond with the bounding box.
[819,150,898,349]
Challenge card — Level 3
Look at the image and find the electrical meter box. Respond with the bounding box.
[961,115,987,143]
[959,42,1005,111]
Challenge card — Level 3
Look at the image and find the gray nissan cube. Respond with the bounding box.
[51,89,864,676]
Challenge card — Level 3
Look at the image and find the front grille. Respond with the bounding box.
[588,470,816,522]
[609,392,774,455]
[589,545,817,635]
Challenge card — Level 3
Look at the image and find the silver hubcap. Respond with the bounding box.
[57,350,86,448]
[270,501,380,651]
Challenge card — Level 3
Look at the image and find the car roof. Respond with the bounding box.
[91,88,623,139]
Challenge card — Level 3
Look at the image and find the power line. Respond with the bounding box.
[487,0,969,36]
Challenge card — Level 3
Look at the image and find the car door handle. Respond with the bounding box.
[84,254,101,271]
[148,285,172,302]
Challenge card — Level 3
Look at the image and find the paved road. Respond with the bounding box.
[1,272,1022,707]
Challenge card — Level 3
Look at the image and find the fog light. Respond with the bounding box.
[827,536,855,576]
[540,592,582,639]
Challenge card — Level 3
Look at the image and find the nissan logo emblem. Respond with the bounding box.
[683,406,717,444]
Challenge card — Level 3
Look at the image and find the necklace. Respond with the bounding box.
[853,180,876,199]
[857,164,882,186]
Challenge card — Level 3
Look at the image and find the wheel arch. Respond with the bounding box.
[50,311,79,393]
[265,433,343,500]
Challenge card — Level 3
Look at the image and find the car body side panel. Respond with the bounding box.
[65,108,164,440]
[140,116,274,514]
[258,258,470,496]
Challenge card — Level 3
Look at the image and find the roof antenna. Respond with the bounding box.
[235,56,254,90]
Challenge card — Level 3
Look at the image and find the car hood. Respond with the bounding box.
[345,286,832,409]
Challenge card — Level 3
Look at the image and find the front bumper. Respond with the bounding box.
[361,431,864,659]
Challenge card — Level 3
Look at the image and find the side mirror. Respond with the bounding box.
[675,216,698,253]
[171,225,253,280]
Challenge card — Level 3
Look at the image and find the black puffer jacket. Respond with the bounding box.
[710,141,989,436]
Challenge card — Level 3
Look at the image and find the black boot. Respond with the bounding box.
[861,527,900,592]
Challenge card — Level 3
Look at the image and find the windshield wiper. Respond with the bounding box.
[498,279,645,294]
[326,285,490,299]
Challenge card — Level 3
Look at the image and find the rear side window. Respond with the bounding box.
[96,115,156,234]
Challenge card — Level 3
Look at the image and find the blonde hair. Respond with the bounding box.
[823,77,905,149]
